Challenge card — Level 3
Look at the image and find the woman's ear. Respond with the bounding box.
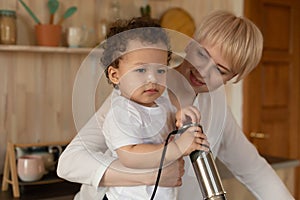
[107,66,120,85]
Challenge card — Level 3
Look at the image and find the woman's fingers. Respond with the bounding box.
[194,131,210,151]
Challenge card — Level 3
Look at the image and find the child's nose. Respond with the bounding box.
[146,71,157,83]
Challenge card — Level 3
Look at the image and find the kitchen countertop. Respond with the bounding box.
[216,154,300,179]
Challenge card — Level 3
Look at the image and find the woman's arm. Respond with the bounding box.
[57,107,186,188]
[100,157,185,187]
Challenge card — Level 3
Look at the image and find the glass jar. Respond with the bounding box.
[0,10,17,45]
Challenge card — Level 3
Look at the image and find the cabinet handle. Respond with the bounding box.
[250,132,270,139]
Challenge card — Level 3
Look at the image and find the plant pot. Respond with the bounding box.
[35,24,62,46]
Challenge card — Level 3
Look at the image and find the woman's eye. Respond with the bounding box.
[197,50,205,57]
[197,48,208,57]
[216,67,226,75]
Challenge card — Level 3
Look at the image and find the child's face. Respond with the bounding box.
[108,40,168,107]
[179,40,236,93]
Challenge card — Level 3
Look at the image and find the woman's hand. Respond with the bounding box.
[158,157,185,187]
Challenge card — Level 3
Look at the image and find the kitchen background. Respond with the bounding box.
[1,0,299,199]
[0,0,243,173]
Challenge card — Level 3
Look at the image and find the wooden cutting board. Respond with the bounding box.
[160,7,196,37]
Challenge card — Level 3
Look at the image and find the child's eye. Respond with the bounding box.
[135,68,146,73]
[157,68,167,74]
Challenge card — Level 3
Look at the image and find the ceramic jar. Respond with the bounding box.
[17,155,46,182]
[0,10,17,44]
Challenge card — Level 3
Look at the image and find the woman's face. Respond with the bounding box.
[176,41,236,94]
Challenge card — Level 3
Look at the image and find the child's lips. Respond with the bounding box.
[144,88,159,94]
[190,71,205,86]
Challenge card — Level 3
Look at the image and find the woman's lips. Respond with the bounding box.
[189,71,205,86]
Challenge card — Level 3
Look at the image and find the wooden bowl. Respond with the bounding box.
[160,7,196,37]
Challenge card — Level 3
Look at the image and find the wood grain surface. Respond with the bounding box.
[160,7,196,37]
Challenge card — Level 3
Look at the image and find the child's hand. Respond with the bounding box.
[175,106,200,128]
[174,126,209,156]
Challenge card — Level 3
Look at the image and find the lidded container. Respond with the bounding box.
[0,10,17,45]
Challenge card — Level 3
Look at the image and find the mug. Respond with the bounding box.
[17,155,46,182]
[67,26,84,48]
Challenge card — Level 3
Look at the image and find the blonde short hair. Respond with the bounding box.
[194,10,263,82]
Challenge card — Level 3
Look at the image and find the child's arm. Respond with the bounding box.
[116,125,209,169]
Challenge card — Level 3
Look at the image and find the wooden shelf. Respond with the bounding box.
[0,44,94,54]
[18,171,64,186]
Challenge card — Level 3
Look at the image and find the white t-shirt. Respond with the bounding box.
[102,91,177,200]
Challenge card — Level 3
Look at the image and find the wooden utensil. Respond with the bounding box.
[48,0,59,24]
[18,0,41,24]
[57,6,77,25]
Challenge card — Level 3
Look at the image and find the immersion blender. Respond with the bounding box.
[180,123,227,200]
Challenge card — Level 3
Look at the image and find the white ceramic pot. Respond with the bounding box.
[30,152,56,171]
[17,155,46,182]
[67,26,84,48]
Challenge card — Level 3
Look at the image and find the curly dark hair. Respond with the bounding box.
[100,17,172,86]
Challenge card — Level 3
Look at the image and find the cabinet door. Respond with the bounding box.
[243,0,300,197]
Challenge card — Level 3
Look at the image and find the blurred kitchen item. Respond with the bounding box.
[140,4,151,18]
[48,0,59,24]
[18,0,41,24]
[15,147,29,159]
[22,146,56,171]
[0,10,17,44]
[35,152,55,171]
[160,7,196,37]
[82,26,97,47]
[67,26,97,47]
[48,145,62,160]
[97,19,108,44]
[35,24,62,46]
[57,6,77,25]
[67,26,84,48]
[109,0,120,21]
[17,155,46,182]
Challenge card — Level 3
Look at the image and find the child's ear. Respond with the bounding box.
[108,66,120,84]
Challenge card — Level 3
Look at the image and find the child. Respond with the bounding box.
[101,17,209,200]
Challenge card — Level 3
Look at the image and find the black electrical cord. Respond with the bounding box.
[149,129,179,200]
[150,123,200,200]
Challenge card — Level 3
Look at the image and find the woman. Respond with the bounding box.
[57,10,294,199]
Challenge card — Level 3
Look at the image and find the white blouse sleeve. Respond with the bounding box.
[57,99,116,189]
[217,109,294,200]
